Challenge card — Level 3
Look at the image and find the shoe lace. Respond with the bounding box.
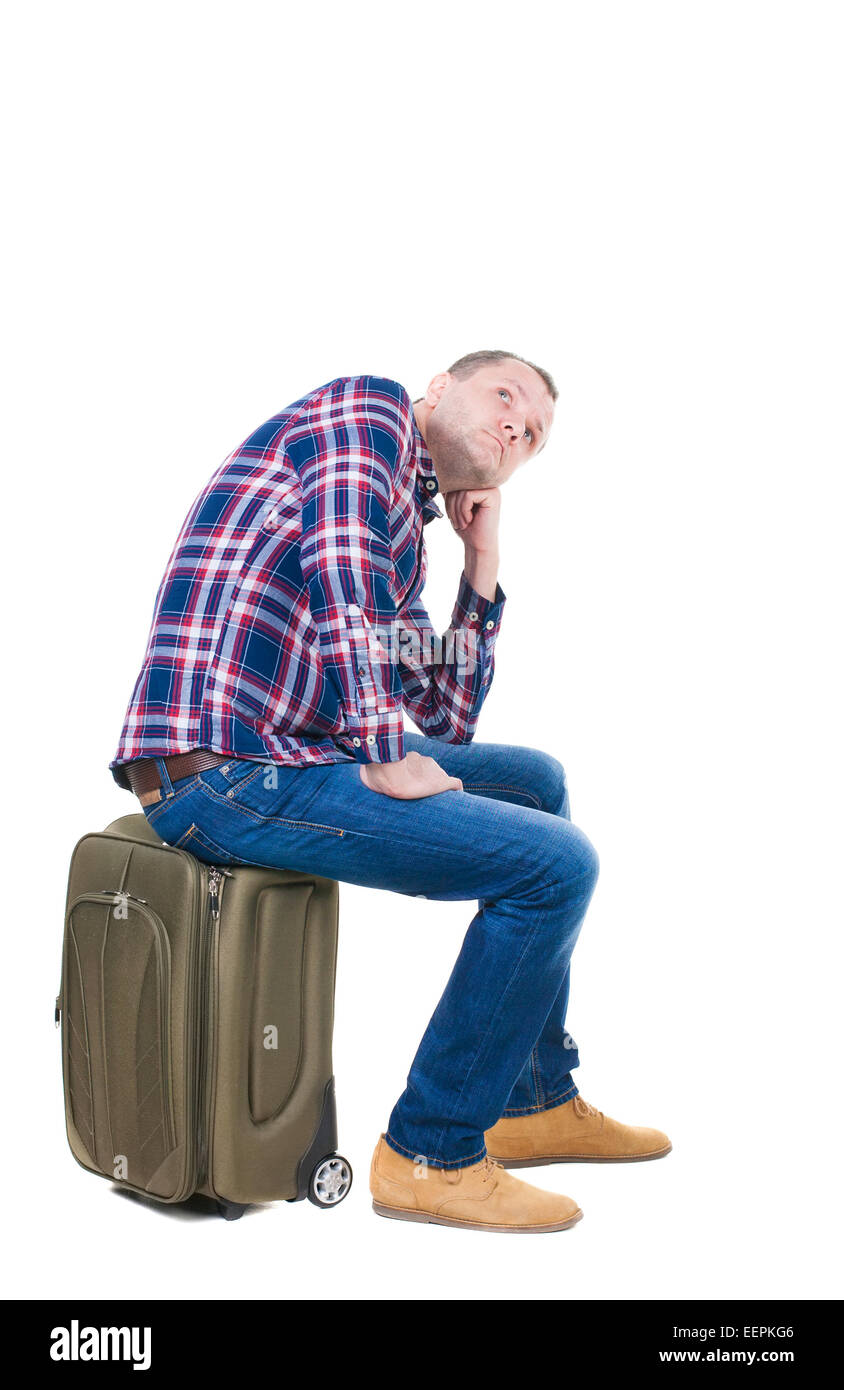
[475,1154,501,1185]
[573,1096,603,1121]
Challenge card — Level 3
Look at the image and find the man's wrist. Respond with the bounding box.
[463,541,499,561]
[463,545,500,603]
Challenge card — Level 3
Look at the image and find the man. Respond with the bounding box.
[111,350,671,1234]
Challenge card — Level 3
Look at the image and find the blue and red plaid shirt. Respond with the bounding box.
[111,374,506,788]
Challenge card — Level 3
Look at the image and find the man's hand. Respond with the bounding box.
[444,486,501,553]
[359,750,463,799]
[444,486,501,603]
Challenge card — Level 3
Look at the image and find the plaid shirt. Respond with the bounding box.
[111,375,506,787]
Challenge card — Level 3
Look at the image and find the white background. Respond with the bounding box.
[1,0,841,1302]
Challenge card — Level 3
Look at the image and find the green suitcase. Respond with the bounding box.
[56,812,351,1219]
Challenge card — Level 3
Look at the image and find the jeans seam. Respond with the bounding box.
[501,1081,579,1117]
[172,822,250,864]
[464,782,543,810]
[531,1045,544,1108]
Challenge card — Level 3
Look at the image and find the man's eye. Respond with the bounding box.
[524,428,533,443]
[498,389,510,401]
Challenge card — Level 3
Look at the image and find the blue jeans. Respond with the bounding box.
[141,733,599,1170]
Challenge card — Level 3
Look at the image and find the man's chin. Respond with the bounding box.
[472,462,498,489]
[438,443,495,492]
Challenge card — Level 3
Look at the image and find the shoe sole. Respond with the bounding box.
[371,1201,583,1233]
[488,1142,673,1168]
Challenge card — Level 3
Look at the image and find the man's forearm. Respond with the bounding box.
[463,544,500,603]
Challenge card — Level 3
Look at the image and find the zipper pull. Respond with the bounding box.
[207,865,233,919]
[208,863,234,914]
[55,996,61,1029]
[207,868,222,919]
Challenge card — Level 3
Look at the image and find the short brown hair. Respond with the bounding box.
[444,349,558,402]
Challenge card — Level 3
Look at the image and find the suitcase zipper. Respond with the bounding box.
[208,868,223,918]
[195,866,231,1189]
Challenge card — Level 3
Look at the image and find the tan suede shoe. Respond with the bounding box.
[369,1135,583,1233]
[485,1095,672,1166]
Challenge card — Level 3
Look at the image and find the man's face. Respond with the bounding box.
[421,359,554,492]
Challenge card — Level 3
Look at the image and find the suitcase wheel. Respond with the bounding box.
[307,1154,353,1208]
[216,1199,248,1221]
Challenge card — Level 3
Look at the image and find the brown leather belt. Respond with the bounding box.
[124,750,230,797]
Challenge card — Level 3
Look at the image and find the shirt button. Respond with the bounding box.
[425,479,436,491]
[468,611,479,621]
[485,619,495,629]
[352,737,361,747]
[366,734,376,745]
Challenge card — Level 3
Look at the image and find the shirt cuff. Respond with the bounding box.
[451,570,506,641]
[339,707,406,764]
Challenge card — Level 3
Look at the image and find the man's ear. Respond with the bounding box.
[424,372,451,406]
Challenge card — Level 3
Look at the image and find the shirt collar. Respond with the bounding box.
[410,406,443,522]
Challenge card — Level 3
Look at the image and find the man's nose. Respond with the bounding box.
[499,411,526,442]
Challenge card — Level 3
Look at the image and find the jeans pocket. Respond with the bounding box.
[219,760,339,826]
[199,760,269,798]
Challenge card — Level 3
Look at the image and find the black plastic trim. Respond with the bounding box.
[293,1076,338,1201]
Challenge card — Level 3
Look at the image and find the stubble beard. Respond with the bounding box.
[426,404,498,492]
